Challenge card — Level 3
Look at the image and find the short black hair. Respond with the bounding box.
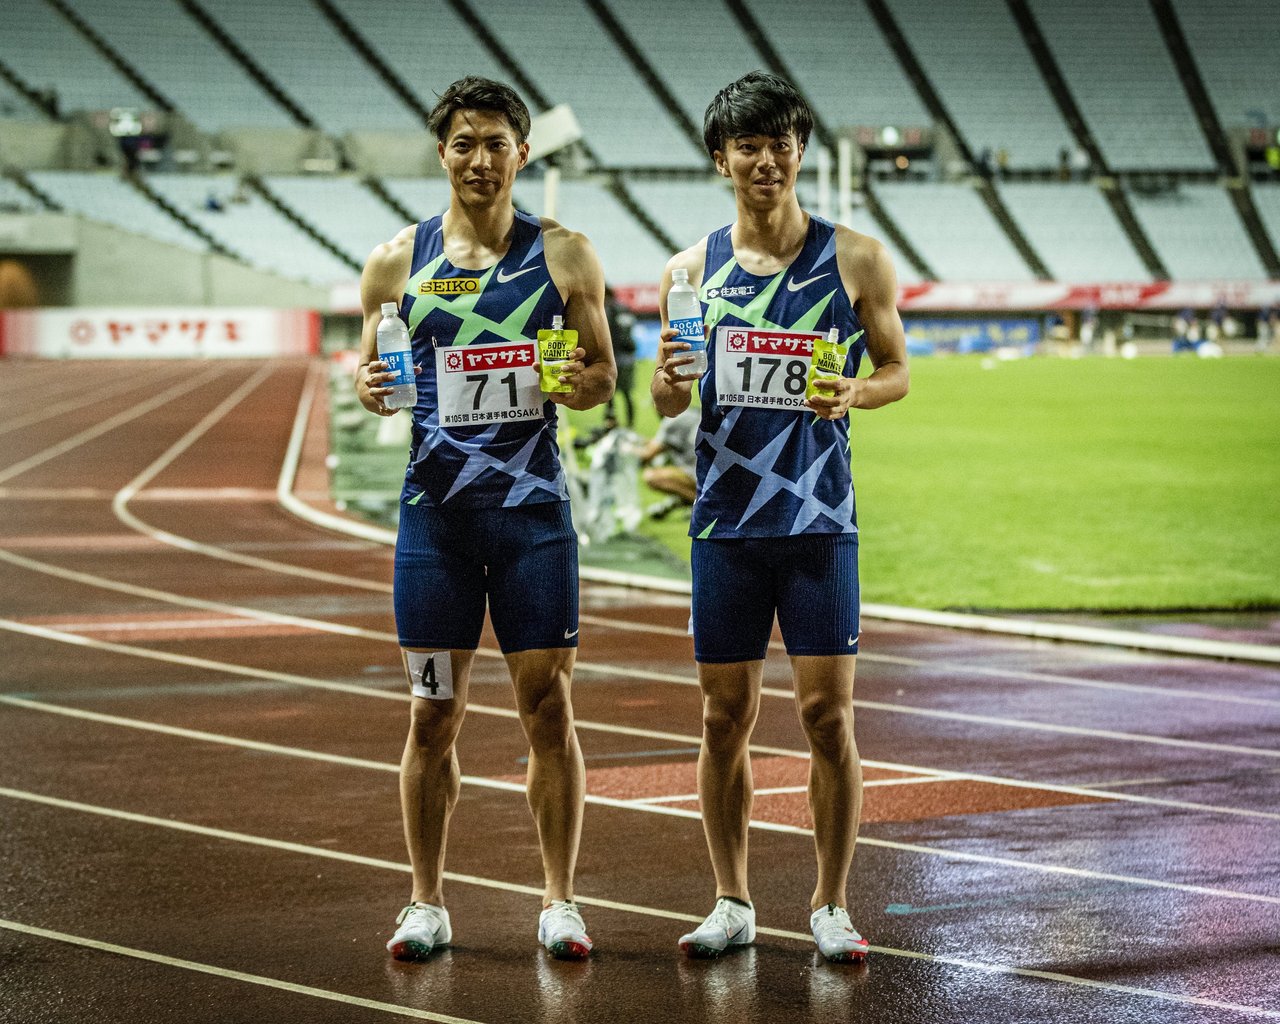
[427,76,532,144]
[702,71,814,159]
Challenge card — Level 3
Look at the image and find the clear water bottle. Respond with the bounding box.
[668,268,707,375]
[376,301,417,409]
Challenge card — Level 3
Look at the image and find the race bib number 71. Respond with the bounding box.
[436,340,543,427]
[714,327,824,409]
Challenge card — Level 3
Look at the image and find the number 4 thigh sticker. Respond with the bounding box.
[405,650,454,700]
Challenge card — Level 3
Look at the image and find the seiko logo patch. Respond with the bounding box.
[420,278,479,295]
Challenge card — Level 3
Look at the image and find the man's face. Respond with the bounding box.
[438,109,529,207]
[714,132,804,207]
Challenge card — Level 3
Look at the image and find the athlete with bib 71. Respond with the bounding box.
[355,77,615,963]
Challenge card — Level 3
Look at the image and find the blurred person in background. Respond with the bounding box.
[640,405,699,519]
[604,286,638,428]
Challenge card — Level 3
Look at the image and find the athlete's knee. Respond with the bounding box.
[798,693,854,760]
[702,695,756,749]
[520,686,575,752]
[407,697,465,750]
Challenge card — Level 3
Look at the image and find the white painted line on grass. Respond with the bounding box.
[0,918,487,1023]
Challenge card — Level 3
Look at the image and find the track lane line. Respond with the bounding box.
[3,547,1274,762]
[6,693,1280,903]
[0,364,190,438]
[4,615,1279,824]
[3,786,1278,1019]
[0,918,487,1024]
[0,364,228,485]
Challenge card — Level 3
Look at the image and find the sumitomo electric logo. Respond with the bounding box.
[705,285,756,300]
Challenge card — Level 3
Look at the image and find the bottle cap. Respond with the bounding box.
[552,314,564,330]
[381,302,398,316]
[672,268,689,283]
[827,327,840,342]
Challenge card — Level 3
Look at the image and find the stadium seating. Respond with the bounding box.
[1174,0,1280,131]
[27,171,208,251]
[458,0,704,168]
[146,173,357,285]
[60,0,294,131]
[875,182,1036,280]
[1129,183,1266,279]
[741,0,929,134]
[999,182,1150,281]
[1028,0,1215,170]
[0,79,46,122]
[1253,186,1280,256]
[623,179,739,252]
[193,0,419,133]
[328,0,509,114]
[264,176,407,264]
[0,0,148,116]
[0,178,42,213]
[887,0,1072,169]
[378,178,455,225]
[531,180,672,285]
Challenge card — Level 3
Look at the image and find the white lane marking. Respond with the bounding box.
[4,787,1279,1019]
[0,366,185,438]
[107,366,389,595]
[30,617,301,635]
[5,612,1280,826]
[6,693,1280,906]
[638,776,965,804]
[0,365,225,485]
[4,545,1276,764]
[0,917,487,1023]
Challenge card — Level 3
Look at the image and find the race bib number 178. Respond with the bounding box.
[714,327,824,410]
[436,341,543,427]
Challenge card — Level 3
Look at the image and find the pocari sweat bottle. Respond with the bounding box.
[668,268,707,375]
[376,301,417,409]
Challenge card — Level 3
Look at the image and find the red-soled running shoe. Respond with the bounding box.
[678,897,756,959]
[538,900,593,960]
[810,903,869,963]
[386,902,451,961]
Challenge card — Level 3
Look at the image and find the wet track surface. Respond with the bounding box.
[1,360,1278,1023]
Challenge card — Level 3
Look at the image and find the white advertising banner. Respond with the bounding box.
[0,308,320,358]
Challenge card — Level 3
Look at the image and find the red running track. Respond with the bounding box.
[1,359,1278,1024]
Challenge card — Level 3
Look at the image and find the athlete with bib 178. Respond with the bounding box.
[355,77,616,963]
[651,71,909,964]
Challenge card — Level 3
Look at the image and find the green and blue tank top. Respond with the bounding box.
[399,211,568,508]
[693,214,866,539]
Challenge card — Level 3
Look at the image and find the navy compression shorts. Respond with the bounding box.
[691,533,860,663]
[394,500,579,655]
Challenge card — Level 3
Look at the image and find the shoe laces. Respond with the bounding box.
[813,903,856,939]
[397,902,438,926]
[705,897,748,931]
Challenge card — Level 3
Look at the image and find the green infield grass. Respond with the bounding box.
[331,354,1279,612]
[567,355,1280,611]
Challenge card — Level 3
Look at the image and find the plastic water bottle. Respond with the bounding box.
[668,268,707,375]
[376,301,416,409]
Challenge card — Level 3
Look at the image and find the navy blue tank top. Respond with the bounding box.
[693,215,866,538]
[398,211,568,508]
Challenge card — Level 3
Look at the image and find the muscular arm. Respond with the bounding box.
[544,223,616,412]
[355,226,414,417]
[808,231,909,419]
[651,245,706,418]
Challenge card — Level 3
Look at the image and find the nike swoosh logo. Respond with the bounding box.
[726,925,746,941]
[787,273,829,292]
[496,266,537,284]
[847,635,858,646]
[565,628,579,639]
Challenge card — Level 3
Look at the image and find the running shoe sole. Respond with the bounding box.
[546,939,591,961]
[388,939,436,962]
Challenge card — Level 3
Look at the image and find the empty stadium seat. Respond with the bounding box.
[27,171,207,252]
[1000,182,1150,281]
[1129,182,1267,279]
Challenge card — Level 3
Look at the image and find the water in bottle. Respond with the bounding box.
[376,301,417,409]
[667,268,707,375]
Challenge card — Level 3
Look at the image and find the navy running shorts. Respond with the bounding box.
[394,500,579,655]
[691,533,860,663]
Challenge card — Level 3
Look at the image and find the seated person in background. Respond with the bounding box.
[640,406,699,519]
